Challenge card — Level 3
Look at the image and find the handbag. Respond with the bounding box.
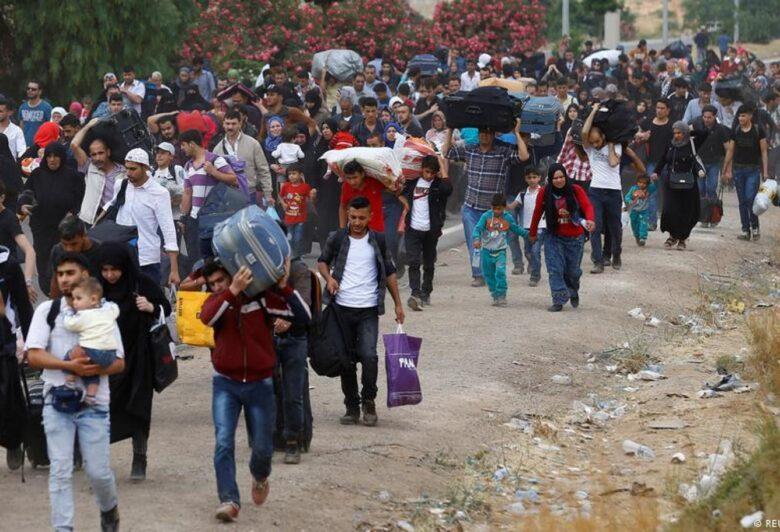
[88,179,139,244]
[309,304,352,378]
[668,141,699,190]
[175,290,215,348]
[383,325,423,408]
[149,307,178,393]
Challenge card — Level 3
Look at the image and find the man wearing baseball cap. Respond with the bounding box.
[99,148,180,285]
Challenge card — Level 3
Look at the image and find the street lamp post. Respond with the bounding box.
[734,0,740,42]
[562,0,570,37]
[662,0,669,47]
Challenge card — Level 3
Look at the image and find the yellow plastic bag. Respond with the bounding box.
[176,290,215,348]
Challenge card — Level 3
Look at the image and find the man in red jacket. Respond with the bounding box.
[200,260,310,523]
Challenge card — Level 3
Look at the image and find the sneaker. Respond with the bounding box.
[611,257,622,270]
[471,277,486,287]
[339,408,360,425]
[420,296,431,307]
[548,304,563,312]
[570,296,580,308]
[362,400,378,426]
[603,257,612,266]
[737,232,751,241]
[100,506,120,532]
[6,446,23,471]
[590,263,604,274]
[251,478,270,506]
[495,297,508,307]
[676,240,687,250]
[700,222,710,228]
[638,240,646,247]
[491,298,499,306]
[528,278,539,287]
[215,502,239,522]
[511,266,524,275]
[752,228,760,241]
[284,441,301,464]
[130,453,146,482]
[635,237,641,246]
[664,238,677,249]
[407,296,423,311]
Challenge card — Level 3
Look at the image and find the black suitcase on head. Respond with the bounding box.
[80,108,153,164]
[443,86,519,132]
[591,100,638,143]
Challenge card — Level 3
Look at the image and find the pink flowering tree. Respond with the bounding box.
[431,0,547,57]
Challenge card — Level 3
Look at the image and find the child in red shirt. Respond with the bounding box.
[279,163,316,256]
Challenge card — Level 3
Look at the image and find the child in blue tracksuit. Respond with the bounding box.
[624,175,657,246]
[472,193,528,306]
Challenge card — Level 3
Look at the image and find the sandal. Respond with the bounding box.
[663,238,677,249]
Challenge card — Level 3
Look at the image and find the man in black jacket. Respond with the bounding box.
[402,156,452,310]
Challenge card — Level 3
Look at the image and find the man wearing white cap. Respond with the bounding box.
[101,148,180,285]
[152,142,185,222]
[477,53,492,70]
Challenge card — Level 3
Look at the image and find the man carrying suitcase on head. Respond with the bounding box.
[444,119,529,286]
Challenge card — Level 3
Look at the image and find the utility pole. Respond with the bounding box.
[562,0,570,37]
[734,0,740,42]
[662,0,669,46]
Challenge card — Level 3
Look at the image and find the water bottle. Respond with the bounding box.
[471,248,481,269]
[622,439,655,460]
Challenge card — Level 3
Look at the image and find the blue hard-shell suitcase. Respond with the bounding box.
[512,94,559,136]
[212,205,290,297]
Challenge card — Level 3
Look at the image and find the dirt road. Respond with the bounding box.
[1,192,777,531]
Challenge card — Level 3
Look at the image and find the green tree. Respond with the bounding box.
[0,0,196,104]
[544,0,623,45]
[683,0,780,43]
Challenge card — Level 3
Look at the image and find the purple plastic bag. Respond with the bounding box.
[383,325,423,408]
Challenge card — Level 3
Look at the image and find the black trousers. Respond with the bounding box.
[334,304,379,410]
[405,228,439,298]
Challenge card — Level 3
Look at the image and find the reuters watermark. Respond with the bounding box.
[753,518,780,528]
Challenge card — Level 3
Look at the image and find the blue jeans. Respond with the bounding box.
[140,263,161,285]
[588,188,623,265]
[65,348,117,388]
[382,196,404,265]
[523,229,544,281]
[544,233,585,306]
[733,166,761,232]
[43,405,117,532]
[212,376,275,506]
[288,222,306,258]
[645,162,659,226]
[481,248,508,299]
[274,335,308,441]
[462,204,487,278]
[699,163,720,199]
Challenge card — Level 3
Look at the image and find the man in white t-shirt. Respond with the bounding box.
[119,66,146,114]
[317,196,405,427]
[460,59,481,92]
[26,253,125,532]
[581,102,624,273]
[0,98,26,158]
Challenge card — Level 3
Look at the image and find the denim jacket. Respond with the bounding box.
[317,229,397,315]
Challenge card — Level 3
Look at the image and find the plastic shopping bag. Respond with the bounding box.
[753,179,777,216]
[176,290,215,348]
[383,325,423,408]
[320,147,401,184]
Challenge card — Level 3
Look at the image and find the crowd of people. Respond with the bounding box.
[0,30,776,529]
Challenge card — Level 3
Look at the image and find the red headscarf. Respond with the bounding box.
[33,121,61,148]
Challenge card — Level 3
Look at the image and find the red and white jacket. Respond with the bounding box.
[200,286,310,382]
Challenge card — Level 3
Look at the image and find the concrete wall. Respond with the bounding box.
[409,0,441,19]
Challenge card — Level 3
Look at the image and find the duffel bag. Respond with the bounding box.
[443,86,518,132]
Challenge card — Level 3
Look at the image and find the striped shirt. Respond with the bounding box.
[447,143,521,210]
[557,136,592,182]
[184,153,231,218]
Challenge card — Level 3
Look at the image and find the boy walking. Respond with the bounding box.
[472,193,528,306]
[624,175,657,246]
[507,167,546,287]
[318,196,405,426]
[402,156,453,310]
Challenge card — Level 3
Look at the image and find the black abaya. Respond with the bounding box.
[655,143,701,241]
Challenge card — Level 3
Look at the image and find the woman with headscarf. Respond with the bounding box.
[97,242,171,481]
[304,88,330,127]
[263,115,286,192]
[383,121,402,148]
[310,118,342,249]
[425,111,449,151]
[529,163,595,312]
[0,134,23,209]
[23,142,84,296]
[179,86,211,112]
[651,121,703,250]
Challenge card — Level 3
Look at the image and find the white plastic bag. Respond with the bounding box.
[753,179,777,216]
[320,147,401,184]
[311,50,363,82]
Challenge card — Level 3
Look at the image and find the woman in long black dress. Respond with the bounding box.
[310,118,342,250]
[651,121,702,250]
[97,242,171,481]
[24,142,84,296]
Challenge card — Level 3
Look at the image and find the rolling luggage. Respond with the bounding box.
[408,54,440,76]
[443,86,519,132]
[212,205,290,297]
[514,95,558,136]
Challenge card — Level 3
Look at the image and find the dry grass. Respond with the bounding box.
[747,309,780,398]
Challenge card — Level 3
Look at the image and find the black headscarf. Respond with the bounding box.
[179,86,210,112]
[96,242,140,316]
[305,88,322,115]
[543,163,579,232]
[0,134,23,207]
